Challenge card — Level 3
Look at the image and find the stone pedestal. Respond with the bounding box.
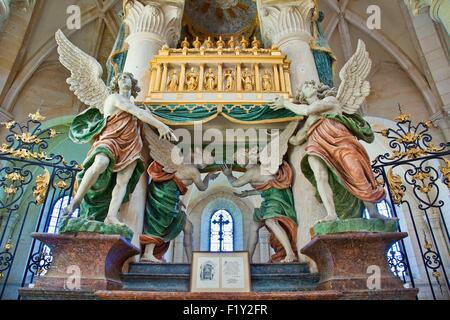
[301,231,418,299]
[31,232,140,291]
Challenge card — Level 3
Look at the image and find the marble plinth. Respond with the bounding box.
[301,231,418,299]
[29,232,140,291]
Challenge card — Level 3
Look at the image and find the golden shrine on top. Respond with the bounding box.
[145,36,293,104]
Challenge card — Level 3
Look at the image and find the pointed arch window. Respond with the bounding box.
[209,209,234,252]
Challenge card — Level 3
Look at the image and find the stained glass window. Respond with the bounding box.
[46,196,79,234]
[365,200,406,278]
[209,209,234,252]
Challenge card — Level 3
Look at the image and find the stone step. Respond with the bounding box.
[122,263,319,292]
[128,263,190,275]
[127,263,310,275]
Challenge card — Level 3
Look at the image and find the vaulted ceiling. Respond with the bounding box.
[0,0,447,128]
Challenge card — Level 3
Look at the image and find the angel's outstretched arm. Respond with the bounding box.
[221,165,253,188]
[114,98,176,140]
[234,190,261,198]
[282,100,310,115]
[194,171,220,191]
[116,99,166,129]
[230,173,254,188]
[304,99,336,115]
[192,174,207,191]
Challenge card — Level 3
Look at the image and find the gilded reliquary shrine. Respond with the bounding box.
[146,37,292,104]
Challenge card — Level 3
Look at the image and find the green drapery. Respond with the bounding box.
[323,113,375,143]
[300,113,375,219]
[140,103,303,125]
[312,12,337,88]
[254,187,298,225]
[62,145,144,224]
[143,180,186,242]
[69,108,106,144]
[313,49,335,88]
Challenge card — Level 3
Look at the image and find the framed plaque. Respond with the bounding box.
[190,251,251,292]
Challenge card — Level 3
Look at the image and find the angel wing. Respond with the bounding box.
[55,30,110,113]
[259,121,299,176]
[336,39,372,115]
[144,127,181,173]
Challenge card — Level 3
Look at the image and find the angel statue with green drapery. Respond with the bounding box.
[222,121,299,263]
[270,40,388,224]
[54,30,177,239]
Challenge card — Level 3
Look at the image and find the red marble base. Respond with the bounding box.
[93,289,417,300]
[301,232,417,297]
[95,290,342,300]
[31,232,140,291]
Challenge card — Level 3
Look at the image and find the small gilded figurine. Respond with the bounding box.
[204,68,217,91]
[224,69,235,91]
[167,70,179,91]
[242,67,254,91]
[186,67,199,91]
[262,70,273,91]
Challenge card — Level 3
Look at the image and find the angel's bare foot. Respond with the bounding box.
[141,254,163,263]
[104,216,126,227]
[281,254,297,263]
[318,214,338,223]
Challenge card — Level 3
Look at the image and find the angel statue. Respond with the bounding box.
[54,30,176,237]
[270,40,387,223]
[140,129,220,263]
[221,121,299,263]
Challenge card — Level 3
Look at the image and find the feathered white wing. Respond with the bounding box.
[259,121,298,176]
[55,30,109,113]
[144,127,180,174]
[336,40,372,115]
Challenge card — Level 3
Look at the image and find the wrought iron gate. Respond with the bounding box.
[0,112,80,299]
[372,111,450,300]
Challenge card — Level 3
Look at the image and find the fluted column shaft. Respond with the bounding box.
[123,0,184,99]
[258,0,319,91]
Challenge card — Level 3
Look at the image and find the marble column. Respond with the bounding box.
[258,0,320,89]
[257,0,322,270]
[120,0,185,254]
[123,0,185,99]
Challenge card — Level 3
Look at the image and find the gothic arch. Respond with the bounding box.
[1,0,122,115]
[322,0,442,116]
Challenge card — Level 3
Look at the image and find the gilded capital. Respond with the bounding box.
[257,0,316,46]
[123,0,185,47]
